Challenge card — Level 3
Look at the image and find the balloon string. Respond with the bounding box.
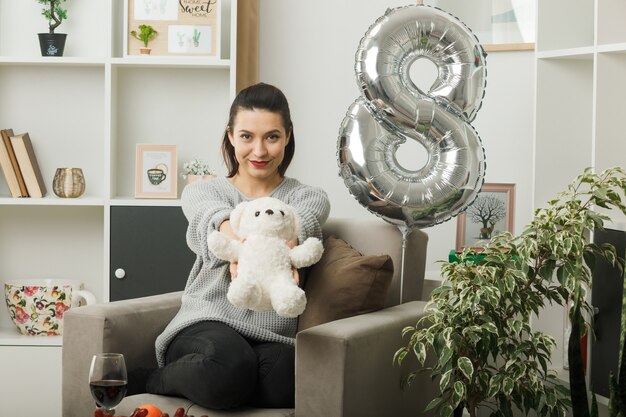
[399,227,411,304]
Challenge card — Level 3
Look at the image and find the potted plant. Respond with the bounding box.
[131,24,158,55]
[182,159,215,185]
[395,167,626,417]
[37,0,68,57]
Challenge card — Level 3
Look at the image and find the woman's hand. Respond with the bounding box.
[219,219,237,238]
[287,239,299,285]
[291,268,299,286]
[230,262,239,280]
[219,220,241,281]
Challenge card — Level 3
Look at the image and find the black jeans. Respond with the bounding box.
[146,321,295,410]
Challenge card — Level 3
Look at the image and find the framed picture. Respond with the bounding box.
[124,0,221,57]
[416,0,535,51]
[456,183,515,252]
[135,144,178,199]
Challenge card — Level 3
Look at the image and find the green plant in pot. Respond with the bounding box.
[181,158,215,185]
[395,167,626,417]
[37,0,68,57]
[131,24,158,55]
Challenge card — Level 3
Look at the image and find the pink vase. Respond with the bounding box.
[186,174,215,185]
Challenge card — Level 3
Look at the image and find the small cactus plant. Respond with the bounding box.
[131,24,158,48]
[192,29,201,47]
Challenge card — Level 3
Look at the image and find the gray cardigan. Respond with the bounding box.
[155,176,330,366]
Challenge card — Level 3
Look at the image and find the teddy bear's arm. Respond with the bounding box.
[207,231,241,262]
[289,237,324,268]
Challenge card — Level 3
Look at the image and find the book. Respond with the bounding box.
[0,128,28,197]
[10,132,47,198]
[0,128,21,197]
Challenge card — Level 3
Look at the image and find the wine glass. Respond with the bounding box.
[89,353,128,415]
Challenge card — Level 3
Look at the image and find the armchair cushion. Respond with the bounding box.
[297,236,393,331]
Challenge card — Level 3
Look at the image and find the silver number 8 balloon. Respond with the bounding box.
[338,5,487,235]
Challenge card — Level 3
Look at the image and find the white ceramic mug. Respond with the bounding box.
[4,279,96,336]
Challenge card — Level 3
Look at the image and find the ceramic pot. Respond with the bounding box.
[4,279,96,336]
[38,33,67,57]
[53,168,85,198]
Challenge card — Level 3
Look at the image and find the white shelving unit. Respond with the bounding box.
[534,0,626,212]
[533,0,626,393]
[0,1,243,415]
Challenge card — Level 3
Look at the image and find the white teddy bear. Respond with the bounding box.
[207,196,324,318]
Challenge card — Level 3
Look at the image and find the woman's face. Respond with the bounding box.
[228,108,290,181]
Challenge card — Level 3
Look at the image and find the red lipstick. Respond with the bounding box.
[250,160,269,168]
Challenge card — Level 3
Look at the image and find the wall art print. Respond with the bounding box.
[456,183,515,252]
[416,0,535,51]
[125,0,220,57]
[135,144,178,199]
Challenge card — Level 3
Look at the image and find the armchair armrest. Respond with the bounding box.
[62,292,183,417]
[295,301,436,417]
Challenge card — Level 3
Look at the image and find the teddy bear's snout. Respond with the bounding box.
[254,209,286,217]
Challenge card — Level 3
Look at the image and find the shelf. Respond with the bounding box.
[0,56,106,66]
[604,221,626,233]
[0,197,105,206]
[536,46,595,60]
[0,326,62,346]
[110,56,231,69]
[596,43,626,55]
[0,56,231,69]
[111,198,181,207]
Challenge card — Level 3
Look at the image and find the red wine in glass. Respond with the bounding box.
[89,379,128,409]
[89,353,127,414]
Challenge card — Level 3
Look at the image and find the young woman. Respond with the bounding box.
[141,83,330,409]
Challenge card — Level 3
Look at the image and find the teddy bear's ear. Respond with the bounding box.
[230,202,248,235]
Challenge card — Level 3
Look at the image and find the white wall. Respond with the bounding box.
[258,0,535,279]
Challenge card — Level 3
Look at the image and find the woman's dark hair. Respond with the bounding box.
[221,83,295,177]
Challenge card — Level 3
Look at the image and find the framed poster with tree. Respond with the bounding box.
[456,183,515,252]
[124,0,221,57]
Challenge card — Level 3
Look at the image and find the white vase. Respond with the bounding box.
[185,174,215,185]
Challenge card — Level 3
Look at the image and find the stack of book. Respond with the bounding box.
[0,129,47,198]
